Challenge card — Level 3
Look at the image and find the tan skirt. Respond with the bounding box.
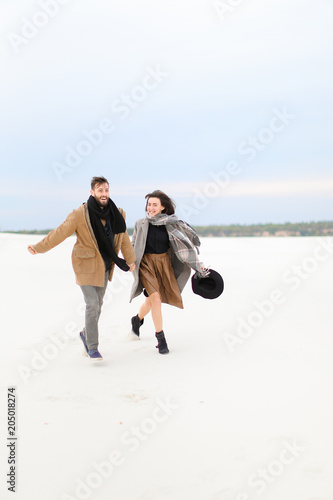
[139,252,183,309]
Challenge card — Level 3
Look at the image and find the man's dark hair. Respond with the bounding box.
[91,176,109,190]
[145,190,176,215]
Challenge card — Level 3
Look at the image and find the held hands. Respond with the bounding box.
[27,245,37,255]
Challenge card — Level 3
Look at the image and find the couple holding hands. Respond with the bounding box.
[28,176,222,360]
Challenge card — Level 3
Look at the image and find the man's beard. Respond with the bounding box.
[96,196,109,208]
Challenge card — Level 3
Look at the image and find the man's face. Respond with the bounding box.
[91,182,109,208]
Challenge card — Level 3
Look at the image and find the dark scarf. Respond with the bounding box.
[87,195,129,272]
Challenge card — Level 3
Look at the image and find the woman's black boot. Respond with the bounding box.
[129,314,144,340]
[155,331,169,354]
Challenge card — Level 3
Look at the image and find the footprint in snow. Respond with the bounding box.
[121,390,150,404]
[139,486,174,499]
[303,462,327,477]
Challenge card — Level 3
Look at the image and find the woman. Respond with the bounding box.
[129,190,208,354]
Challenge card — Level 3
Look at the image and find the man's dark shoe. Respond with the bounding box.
[88,349,103,360]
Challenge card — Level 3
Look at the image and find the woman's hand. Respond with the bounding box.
[129,263,136,272]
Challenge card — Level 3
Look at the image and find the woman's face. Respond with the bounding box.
[147,197,165,217]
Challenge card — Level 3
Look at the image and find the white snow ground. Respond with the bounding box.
[1,233,333,500]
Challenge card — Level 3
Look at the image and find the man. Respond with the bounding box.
[28,176,136,360]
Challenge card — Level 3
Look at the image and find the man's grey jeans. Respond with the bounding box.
[80,270,109,350]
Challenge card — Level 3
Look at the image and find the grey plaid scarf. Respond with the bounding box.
[147,213,209,277]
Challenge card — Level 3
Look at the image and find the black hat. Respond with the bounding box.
[191,269,224,299]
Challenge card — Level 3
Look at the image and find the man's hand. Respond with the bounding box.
[27,245,37,255]
[129,263,135,272]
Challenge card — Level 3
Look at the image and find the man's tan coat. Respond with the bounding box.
[33,203,135,286]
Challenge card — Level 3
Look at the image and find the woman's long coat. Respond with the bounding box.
[129,217,192,302]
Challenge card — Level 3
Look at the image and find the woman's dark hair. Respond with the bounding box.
[145,190,175,215]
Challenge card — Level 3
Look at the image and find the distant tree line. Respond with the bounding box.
[3,229,54,235]
[191,221,333,237]
[2,221,333,237]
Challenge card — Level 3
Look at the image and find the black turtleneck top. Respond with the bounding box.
[144,224,170,254]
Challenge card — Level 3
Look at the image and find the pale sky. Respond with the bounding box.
[1,0,332,230]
